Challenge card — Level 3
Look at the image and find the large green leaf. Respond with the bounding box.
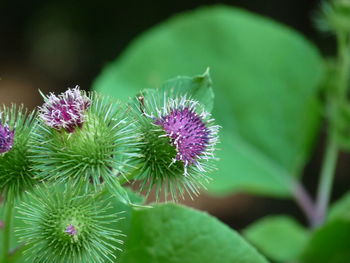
[93,6,324,197]
[119,203,268,263]
[301,192,350,263]
[244,215,310,262]
[301,219,350,263]
[0,200,27,263]
[328,191,350,221]
[160,69,214,112]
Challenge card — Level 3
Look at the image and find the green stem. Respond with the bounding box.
[118,165,142,185]
[337,32,350,98]
[2,192,15,263]
[313,31,349,227]
[314,134,338,227]
[291,179,316,227]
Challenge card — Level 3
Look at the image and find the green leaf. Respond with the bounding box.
[124,187,145,205]
[93,6,324,197]
[0,200,27,263]
[160,69,214,112]
[301,219,350,263]
[118,203,268,263]
[328,191,350,222]
[107,178,132,205]
[244,215,309,262]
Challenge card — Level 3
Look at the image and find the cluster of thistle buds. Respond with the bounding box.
[0,84,219,262]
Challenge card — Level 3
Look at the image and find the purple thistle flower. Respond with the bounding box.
[65,224,77,236]
[155,107,210,165]
[0,121,14,154]
[0,220,4,229]
[154,97,219,172]
[39,86,91,133]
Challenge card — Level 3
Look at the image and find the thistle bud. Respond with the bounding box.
[133,94,219,200]
[0,106,37,197]
[32,89,140,191]
[17,184,124,263]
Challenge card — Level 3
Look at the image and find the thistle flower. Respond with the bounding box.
[17,184,124,263]
[0,121,14,154]
[133,93,219,200]
[39,86,91,133]
[65,224,77,236]
[32,89,140,191]
[0,105,37,197]
[154,106,212,167]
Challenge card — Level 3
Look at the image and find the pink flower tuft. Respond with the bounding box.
[155,107,211,166]
[65,224,77,236]
[39,86,91,133]
[0,122,14,154]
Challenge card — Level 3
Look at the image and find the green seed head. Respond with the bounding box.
[17,184,124,263]
[0,105,37,197]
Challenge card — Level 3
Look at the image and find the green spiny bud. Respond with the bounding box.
[0,105,37,197]
[16,184,124,263]
[31,89,141,191]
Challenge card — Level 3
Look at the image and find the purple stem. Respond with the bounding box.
[292,180,317,227]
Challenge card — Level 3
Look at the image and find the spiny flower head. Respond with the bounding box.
[0,120,14,154]
[133,93,219,200]
[32,90,140,192]
[0,105,37,197]
[16,184,124,263]
[39,86,91,133]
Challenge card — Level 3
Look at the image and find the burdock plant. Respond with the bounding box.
[0,74,220,262]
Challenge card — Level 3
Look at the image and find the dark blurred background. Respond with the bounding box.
[2,0,348,230]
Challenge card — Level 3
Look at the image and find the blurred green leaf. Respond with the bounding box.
[160,69,214,112]
[93,6,324,197]
[0,200,27,263]
[301,219,350,263]
[118,203,268,263]
[244,215,309,262]
[124,187,145,205]
[328,191,350,221]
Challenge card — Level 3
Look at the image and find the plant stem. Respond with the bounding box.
[337,32,350,99]
[291,180,316,227]
[314,134,338,227]
[2,192,14,263]
[118,165,142,185]
[313,31,349,227]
